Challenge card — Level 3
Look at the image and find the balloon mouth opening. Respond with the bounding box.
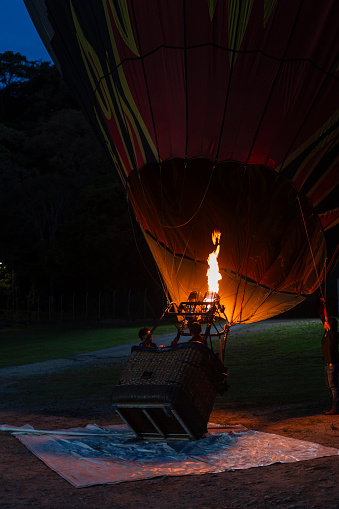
[128,158,327,321]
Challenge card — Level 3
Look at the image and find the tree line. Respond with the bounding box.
[0,51,161,312]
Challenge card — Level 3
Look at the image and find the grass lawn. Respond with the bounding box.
[0,318,332,413]
[215,318,327,409]
[0,322,174,368]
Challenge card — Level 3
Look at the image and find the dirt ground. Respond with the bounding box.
[1,322,339,508]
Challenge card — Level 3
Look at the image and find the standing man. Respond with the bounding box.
[321,317,339,415]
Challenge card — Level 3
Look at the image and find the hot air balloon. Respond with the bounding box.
[24,0,339,327]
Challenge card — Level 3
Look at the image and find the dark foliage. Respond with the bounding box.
[0,52,161,308]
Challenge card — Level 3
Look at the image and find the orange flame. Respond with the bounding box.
[207,231,222,294]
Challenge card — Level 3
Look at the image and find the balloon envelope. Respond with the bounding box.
[24,0,339,322]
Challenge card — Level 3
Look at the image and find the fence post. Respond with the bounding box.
[98,291,101,320]
[113,289,116,319]
[86,292,88,319]
[60,294,63,321]
[37,296,40,322]
[73,293,75,321]
[27,296,30,321]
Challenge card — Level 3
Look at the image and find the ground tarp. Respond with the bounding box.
[1,423,338,488]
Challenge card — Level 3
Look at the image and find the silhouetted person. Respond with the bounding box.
[321,317,339,415]
[138,327,157,348]
[188,322,206,344]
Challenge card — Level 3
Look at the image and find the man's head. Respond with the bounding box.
[138,327,151,340]
[189,322,202,336]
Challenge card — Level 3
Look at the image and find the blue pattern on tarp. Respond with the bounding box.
[45,429,240,462]
[1,423,338,487]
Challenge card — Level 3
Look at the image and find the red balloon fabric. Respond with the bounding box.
[24,0,339,322]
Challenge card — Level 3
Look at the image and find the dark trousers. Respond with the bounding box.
[325,363,339,410]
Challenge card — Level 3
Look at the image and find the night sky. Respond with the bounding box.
[0,0,51,62]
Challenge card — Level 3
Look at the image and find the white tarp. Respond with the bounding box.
[1,423,338,488]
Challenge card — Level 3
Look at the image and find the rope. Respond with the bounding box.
[126,198,166,293]
[109,68,139,172]
[327,242,339,275]
[246,0,306,164]
[175,0,190,236]
[214,0,243,163]
[229,167,253,323]
[278,51,339,175]
[97,43,339,86]
[162,164,215,228]
[296,195,325,301]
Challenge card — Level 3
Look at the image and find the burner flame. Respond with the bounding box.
[206,231,222,296]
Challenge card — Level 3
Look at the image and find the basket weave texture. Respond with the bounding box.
[114,343,224,421]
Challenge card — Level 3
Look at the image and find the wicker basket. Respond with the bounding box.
[111,342,227,440]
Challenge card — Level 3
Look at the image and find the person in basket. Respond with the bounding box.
[138,327,157,347]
